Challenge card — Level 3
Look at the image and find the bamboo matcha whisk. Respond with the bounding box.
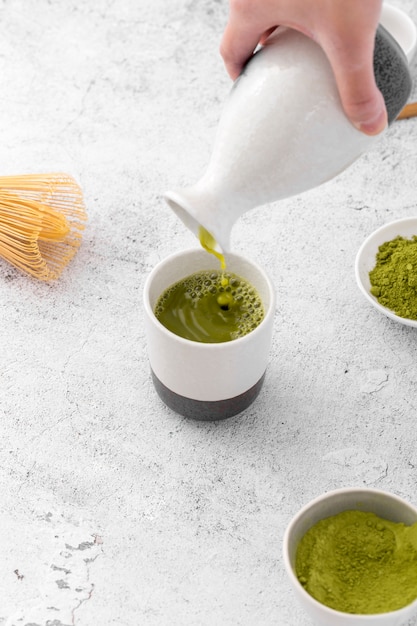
[0,173,87,280]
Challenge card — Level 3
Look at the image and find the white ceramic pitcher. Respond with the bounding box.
[165,25,412,252]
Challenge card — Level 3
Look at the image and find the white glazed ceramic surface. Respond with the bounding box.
[143,249,275,401]
[166,17,411,255]
[283,488,417,626]
[355,217,417,328]
[165,28,377,252]
[381,3,417,62]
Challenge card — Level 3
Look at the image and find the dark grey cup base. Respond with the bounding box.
[151,370,266,421]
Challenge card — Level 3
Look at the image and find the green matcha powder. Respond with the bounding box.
[369,235,417,319]
[296,510,417,614]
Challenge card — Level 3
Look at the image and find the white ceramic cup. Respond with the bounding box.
[283,488,417,626]
[143,248,275,420]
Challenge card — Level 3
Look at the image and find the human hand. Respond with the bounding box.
[220,0,387,135]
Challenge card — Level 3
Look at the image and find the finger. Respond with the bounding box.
[315,0,386,135]
[220,19,265,80]
[324,34,387,135]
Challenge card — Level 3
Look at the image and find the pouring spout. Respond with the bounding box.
[164,184,238,253]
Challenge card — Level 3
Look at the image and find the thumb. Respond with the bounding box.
[321,34,387,135]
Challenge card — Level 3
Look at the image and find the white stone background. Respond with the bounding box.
[0,0,417,624]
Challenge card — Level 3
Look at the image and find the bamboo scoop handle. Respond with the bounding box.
[397,102,417,120]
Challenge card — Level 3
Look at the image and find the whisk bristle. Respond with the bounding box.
[0,173,87,280]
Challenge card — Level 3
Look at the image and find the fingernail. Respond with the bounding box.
[354,107,388,136]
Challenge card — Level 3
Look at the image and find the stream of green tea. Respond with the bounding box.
[198,226,227,273]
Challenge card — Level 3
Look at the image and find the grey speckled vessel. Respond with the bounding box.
[165,23,412,256]
[375,24,412,123]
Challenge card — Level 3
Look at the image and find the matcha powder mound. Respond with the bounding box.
[369,235,417,319]
[296,510,417,614]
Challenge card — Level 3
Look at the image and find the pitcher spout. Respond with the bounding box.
[164,182,247,253]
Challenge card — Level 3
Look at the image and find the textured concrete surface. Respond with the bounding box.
[0,1,417,624]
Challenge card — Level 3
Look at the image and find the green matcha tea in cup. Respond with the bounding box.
[154,267,264,343]
[143,249,275,421]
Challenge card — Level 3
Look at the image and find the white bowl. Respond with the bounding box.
[283,488,417,626]
[381,3,417,62]
[355,217,417,327]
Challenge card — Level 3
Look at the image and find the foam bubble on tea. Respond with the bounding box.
[155,269,264,343]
